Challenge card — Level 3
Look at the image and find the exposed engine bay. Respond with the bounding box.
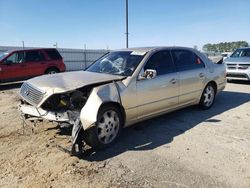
[42,89,90,111]
[20,85,93,127]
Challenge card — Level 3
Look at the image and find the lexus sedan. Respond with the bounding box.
[19,47,226,152]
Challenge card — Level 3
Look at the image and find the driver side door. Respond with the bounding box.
[0,51,28,82]
[136,50,179,119]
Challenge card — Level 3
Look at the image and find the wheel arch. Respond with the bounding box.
[198,80,218,103]
[99,102,126,126]
[207,80,217,94]
[45,66,60,74]
[80,82,123,130]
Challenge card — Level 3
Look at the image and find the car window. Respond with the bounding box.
[171,50,205,71]
[25,50,45,62]
[4,52,25,64]
[44,49,62,60]
[144,50,175,76]
[0,52,9,61]
[87,51,145,76]
[245,50,250,57]
[231,49,250,57]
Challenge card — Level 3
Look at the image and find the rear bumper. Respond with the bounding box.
[217,81,226,92]
[60,62,66,72]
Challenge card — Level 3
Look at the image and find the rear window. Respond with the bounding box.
[25,50,45,62]
[172,50,205,71]
[44,49,62,60]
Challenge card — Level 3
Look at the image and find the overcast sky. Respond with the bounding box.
[0,0,249,50]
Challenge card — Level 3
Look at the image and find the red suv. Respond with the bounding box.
[0,48,65,83]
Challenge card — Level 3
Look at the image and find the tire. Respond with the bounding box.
[45,68,59,74]
[199,83,216,110]
[83,105,123,149]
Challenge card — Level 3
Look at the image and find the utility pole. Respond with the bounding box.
[53,42,58,48]
[22,41,25,50]
[84,43,87,69]
[125,0,129,48]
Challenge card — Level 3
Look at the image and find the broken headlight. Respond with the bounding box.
[42,90,88,111]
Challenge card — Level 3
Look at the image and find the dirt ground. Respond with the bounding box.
[0,81,249,188]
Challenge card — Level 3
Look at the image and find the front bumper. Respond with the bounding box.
[19,103,70,122]
[19,103,86,155]
[226,69,250,81]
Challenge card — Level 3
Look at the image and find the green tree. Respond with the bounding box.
[202,41,249,52]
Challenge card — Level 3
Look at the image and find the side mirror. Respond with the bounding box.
[139,69,157,80]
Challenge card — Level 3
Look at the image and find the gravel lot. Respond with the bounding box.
[0,81,249,188]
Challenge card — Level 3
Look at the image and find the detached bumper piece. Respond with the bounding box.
[19,103,85,156]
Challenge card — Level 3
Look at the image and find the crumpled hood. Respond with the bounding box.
[27,71,125,94]
[224,57,250,64]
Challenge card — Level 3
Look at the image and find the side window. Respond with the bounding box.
[242,49,250,57]
[172,50,205,71]
[144,50,175,76]
[4,52,25,64]
[44,49,62,60]
[25,50,45,62]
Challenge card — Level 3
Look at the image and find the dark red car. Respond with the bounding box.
[0,48,65,83]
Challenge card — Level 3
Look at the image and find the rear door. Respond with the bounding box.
[171,49,206,105]
[136,50,179,119]
[43,49,64,70]
[0,51,28,82]
[24,50,47,77]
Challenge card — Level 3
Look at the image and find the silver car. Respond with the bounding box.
[224,47,250,81]
[19,47,226,152]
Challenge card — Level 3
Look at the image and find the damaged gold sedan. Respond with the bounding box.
[19,47,226,154]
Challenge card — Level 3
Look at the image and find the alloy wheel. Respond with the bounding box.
[97,110,120,144]
[203,85,215,107]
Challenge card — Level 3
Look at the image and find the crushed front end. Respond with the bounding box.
[19,79,123,155]
[19,82,91,155]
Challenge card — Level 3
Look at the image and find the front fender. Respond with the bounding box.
[80,82,121,130]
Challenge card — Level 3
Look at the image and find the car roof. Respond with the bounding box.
[118,46,195,53]
[6,48,57,53]
[237,47,250,50]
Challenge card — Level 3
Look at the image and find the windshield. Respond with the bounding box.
[86,51,146,76]
[231,49,250,57]
[0,52,9,61]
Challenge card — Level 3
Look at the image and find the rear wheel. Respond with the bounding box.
[83,105,123,149]
[45,68,59,74]
[199,83,216,110]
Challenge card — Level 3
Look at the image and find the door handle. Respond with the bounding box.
[199,73,205,78]
[170,78,177,84]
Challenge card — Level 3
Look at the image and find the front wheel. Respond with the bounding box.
[199,84,216,110]
[83,105,123,149]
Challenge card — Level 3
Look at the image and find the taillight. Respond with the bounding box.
[196,58,201,65]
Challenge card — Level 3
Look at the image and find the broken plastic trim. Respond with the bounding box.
[19,103,86,156]
[71,119,84,155]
